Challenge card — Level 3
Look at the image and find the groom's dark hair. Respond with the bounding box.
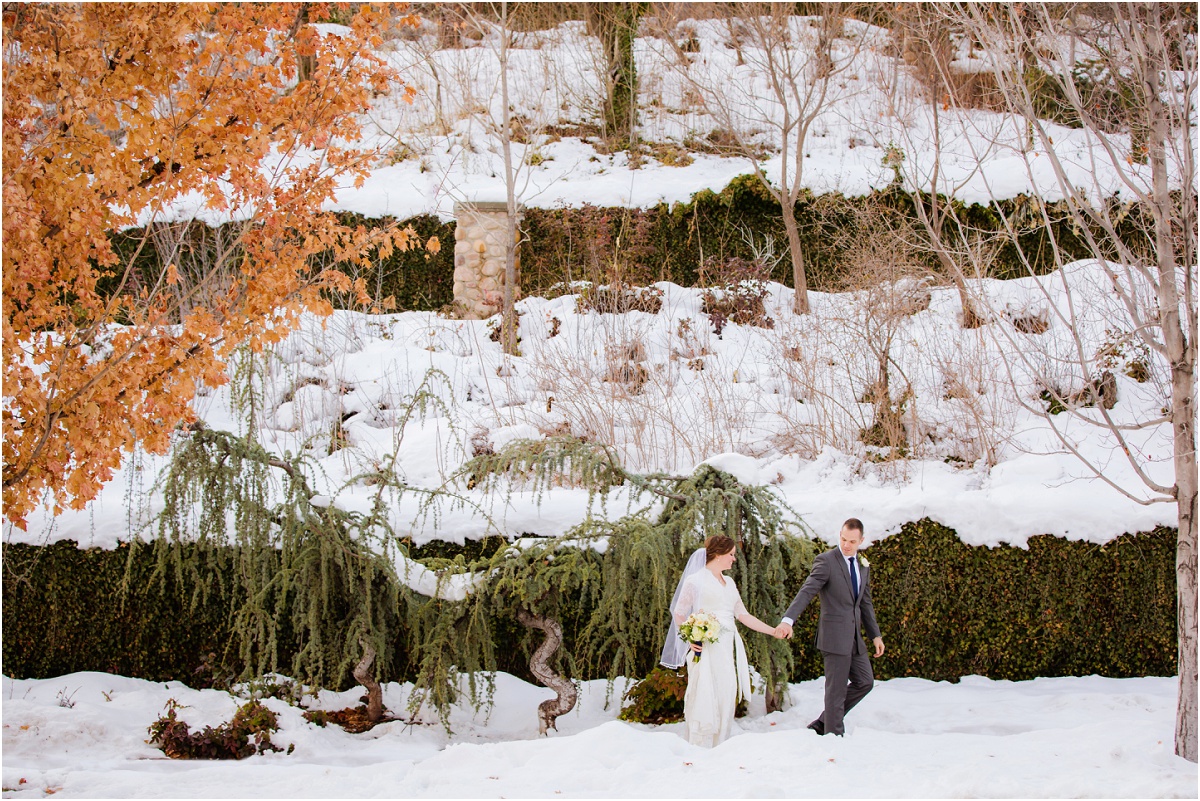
[843,518,864,535]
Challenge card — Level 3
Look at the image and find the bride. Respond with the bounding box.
[660,535,783,747]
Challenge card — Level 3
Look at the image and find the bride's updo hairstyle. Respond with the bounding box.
[704,535,736,563]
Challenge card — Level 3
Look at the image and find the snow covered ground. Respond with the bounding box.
[329,14,1173,221]
[12,13,1181,555]
[9,260,1177,556]
[3,10,1192,798]
[2,671,1193,799]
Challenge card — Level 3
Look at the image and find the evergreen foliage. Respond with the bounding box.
[150,424,407,700]
[4,522,1177,699]
[409,439,819,722]
[617,665,687,724]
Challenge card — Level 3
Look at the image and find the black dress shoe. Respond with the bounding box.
[807,719,825,735]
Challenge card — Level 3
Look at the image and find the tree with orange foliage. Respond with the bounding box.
[2,3,422,528]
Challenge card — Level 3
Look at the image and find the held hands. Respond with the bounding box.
[768,623,882,655]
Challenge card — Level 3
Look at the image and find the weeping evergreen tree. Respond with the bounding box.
[147,425,407,720]
[144,423,818,733]
[444,440,819,722]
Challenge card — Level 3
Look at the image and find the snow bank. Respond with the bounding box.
[1,671,1192,798]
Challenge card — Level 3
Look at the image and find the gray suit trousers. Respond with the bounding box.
[816,639,874,736]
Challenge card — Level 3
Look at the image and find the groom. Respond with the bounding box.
[776,518,884,736]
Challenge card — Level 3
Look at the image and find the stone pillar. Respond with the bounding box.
[453,201,522,320]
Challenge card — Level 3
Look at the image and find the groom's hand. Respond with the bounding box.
[774,623,793,640]
[873,637,885,658]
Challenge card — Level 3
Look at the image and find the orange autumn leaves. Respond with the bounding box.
[3,4,423,527]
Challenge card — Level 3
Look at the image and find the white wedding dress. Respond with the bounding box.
[672,569,752,747]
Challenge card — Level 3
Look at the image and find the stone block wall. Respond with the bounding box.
[453,201,522,319]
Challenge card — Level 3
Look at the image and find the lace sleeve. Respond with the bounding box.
[731,577,748,618]
[673,576,699,625]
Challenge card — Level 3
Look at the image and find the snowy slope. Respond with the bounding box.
[11,14,1174,554]
[161,15,1179,226]
[7,260,1177,553]
[332,15,1175,220]
[2,671,1194,798]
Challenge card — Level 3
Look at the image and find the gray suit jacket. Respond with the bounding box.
[784,549,881,656]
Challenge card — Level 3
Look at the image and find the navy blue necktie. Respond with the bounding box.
[849,557,859,600]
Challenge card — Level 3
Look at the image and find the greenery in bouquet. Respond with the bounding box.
[678,612,721,662]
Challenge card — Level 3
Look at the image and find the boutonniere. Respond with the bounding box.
[858,555,870,568]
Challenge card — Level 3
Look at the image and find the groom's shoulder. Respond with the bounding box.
[804,548,832,572]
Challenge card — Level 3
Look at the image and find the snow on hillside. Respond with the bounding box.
[8,260,1176,553]
[7,13,1183,552]
[162,15,1176,227]
[2,671,1194,798]
[329,15,1170,221]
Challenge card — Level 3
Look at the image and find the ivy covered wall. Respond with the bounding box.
[3,520,1176,687]
[105,178,1167,315]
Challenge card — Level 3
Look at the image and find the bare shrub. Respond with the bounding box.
[698,255,776,335]
[768,314,862,460]
[602,360,650,394]
[827,200,934,460]
[606,340,647,363]
[525,316,761,472]
[1007,309,1050,335]
[574,283,664,315]
[919,334,1013,469]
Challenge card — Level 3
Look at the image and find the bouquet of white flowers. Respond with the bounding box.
[677,611,721,663]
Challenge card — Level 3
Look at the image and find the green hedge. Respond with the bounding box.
[326,212,456,312]
[104,177,1172,315]
[3,520,1176,686]
[493,180,1158,295]
[1,540,238,683]
[827,520,1177,681]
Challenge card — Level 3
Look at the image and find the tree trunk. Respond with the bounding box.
[911,102,984,331]
[920,191,984,329]
[353,639,384,723]
[501,212,520,356]
[294,4,315,83]
[498,2,520,356]
[780,199,810,314]
[516,608,577,735]
[928,229,984,330]
[1142,35,1198,760]
[587,2,644,151]
[764,655,787,714]
[1177,476,1197,762]
[1165,177,1197,760]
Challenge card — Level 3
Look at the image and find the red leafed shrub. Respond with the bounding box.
[148,699,284,760]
